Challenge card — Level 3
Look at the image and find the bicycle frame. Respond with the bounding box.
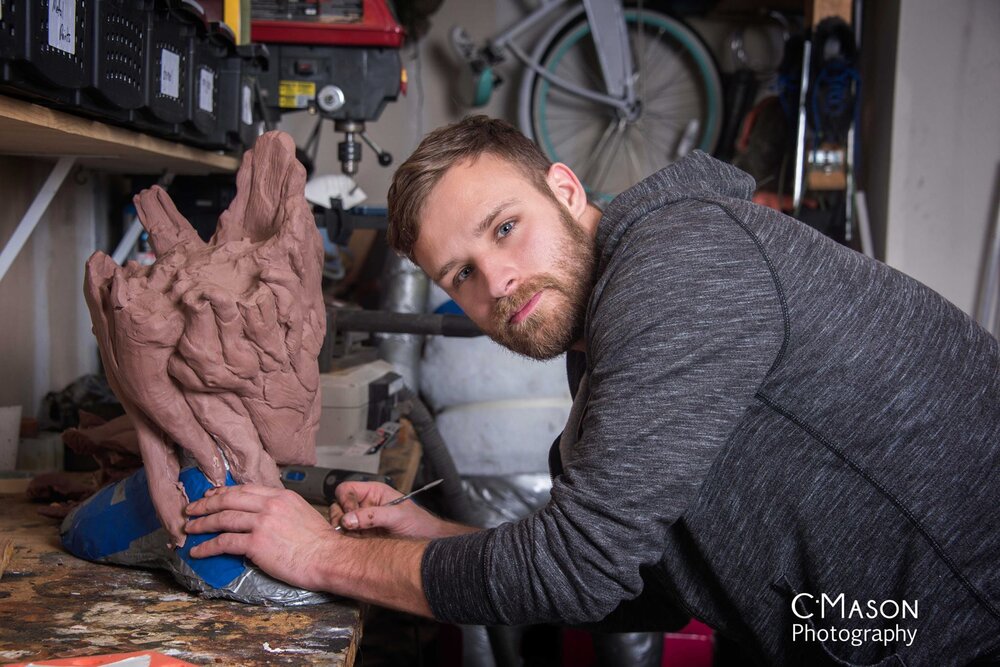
[488,0,637,114]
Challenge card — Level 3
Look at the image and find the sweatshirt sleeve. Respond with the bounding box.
[422,199,786,625]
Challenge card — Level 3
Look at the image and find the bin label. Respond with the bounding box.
[161,49,180,99]
[48,0,77,55]
[241,84,253,125]
[199,68,215,113]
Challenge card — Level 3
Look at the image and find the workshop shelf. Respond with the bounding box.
[0,94,239,175]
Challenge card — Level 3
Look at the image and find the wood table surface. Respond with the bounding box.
[0,427,421,666]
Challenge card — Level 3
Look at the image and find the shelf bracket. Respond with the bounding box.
[0,156,76,284]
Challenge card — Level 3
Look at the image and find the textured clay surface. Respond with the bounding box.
[83,131,326,547]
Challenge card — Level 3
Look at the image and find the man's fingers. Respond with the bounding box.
[341,505,404,531]
[329,504,345,526]
[203,483,278,498]
[338,490,361,513]
[189,532,251,559]
[334,481,398,511]
[185,509,256,535]
[186,485,278,516]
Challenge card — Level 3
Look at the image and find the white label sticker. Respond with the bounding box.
[160,49,180,98]
[198,68,214,113]
[241,84,253,125]
[48,0,77,55]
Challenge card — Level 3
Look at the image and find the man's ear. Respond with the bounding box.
[546,163,588,218]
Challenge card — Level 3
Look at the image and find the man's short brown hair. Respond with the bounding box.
[386,115,553,259]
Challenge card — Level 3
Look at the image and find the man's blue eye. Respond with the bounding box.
[498,220,515,238]
[456,266,472,285]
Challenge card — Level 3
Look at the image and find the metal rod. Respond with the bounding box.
[792,39,812,215]
[334,479,444,531]
[492,0,569,49]
[0,157,75,284]
[386,478,444,506]
[508,41,630,112]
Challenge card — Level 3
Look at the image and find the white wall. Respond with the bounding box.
[0,159,103,416]
[882,0,1000,315]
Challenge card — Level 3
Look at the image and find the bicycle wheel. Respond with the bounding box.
[526,9,722,201]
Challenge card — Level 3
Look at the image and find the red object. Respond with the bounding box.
[251,0,405,48]
[662,619,714,667]
[4,650,199,667]
[561,620,715,667]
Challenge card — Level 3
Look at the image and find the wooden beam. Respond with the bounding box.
[0,95,239,175]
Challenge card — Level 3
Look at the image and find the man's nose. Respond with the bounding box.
[481,258,517,299]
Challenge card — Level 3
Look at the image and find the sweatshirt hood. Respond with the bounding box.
[595,151,756,273]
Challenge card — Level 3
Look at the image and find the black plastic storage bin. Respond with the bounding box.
[0,0,20,61]
[81,0,151,118]
[136,4,197,136]
[210,42,266,152]
[184,20,231,144]
[0,0,94,107]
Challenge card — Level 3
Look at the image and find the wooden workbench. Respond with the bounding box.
[0,429,421,666]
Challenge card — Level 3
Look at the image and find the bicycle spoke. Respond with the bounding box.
[578,118,621,185]
[642,26,668,78]
[646,97,698,115]
[632,120,679,162]
[624,128,644,184]
[594,119,627,194]
[644,60,698,103]
[643,96,703,116]
[544,112,609,123]
[554,42,606,95]
[543,93,611,116]
[546,117,603,152]
[643,104,703,123]
[628,25,670,91]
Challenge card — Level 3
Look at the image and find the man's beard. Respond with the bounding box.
[487,206,597,360]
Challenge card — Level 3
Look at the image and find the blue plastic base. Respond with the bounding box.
[62,466,246,589]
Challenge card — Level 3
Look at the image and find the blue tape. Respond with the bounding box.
[176,467,247,589]
[62,467,160,560]
[62,466,249,590]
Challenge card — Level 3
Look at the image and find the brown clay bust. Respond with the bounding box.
[83,131,325,548]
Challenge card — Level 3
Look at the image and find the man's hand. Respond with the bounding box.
[185,483,435,617]
[184,484,337,592]
[332,481,479,540]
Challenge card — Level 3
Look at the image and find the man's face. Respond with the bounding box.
[413,154,597,359]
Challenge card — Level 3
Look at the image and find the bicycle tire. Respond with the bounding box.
[523,9,722,201]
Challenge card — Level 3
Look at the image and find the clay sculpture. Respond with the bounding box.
[81,131,325,549]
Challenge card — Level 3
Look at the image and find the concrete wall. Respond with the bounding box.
[878,0,1000,315]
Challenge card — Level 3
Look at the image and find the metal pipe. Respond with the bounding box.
[376,255,429,392]
[333,309,482,337]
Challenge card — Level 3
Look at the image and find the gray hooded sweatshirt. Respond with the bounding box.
[421,152,1000,666]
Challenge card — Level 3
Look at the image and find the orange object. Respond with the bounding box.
[4,650,199,667]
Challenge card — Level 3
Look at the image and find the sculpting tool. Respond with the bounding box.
[335,478,443,532]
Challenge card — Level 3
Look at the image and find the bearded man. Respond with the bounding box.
[186,116,1000,665]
